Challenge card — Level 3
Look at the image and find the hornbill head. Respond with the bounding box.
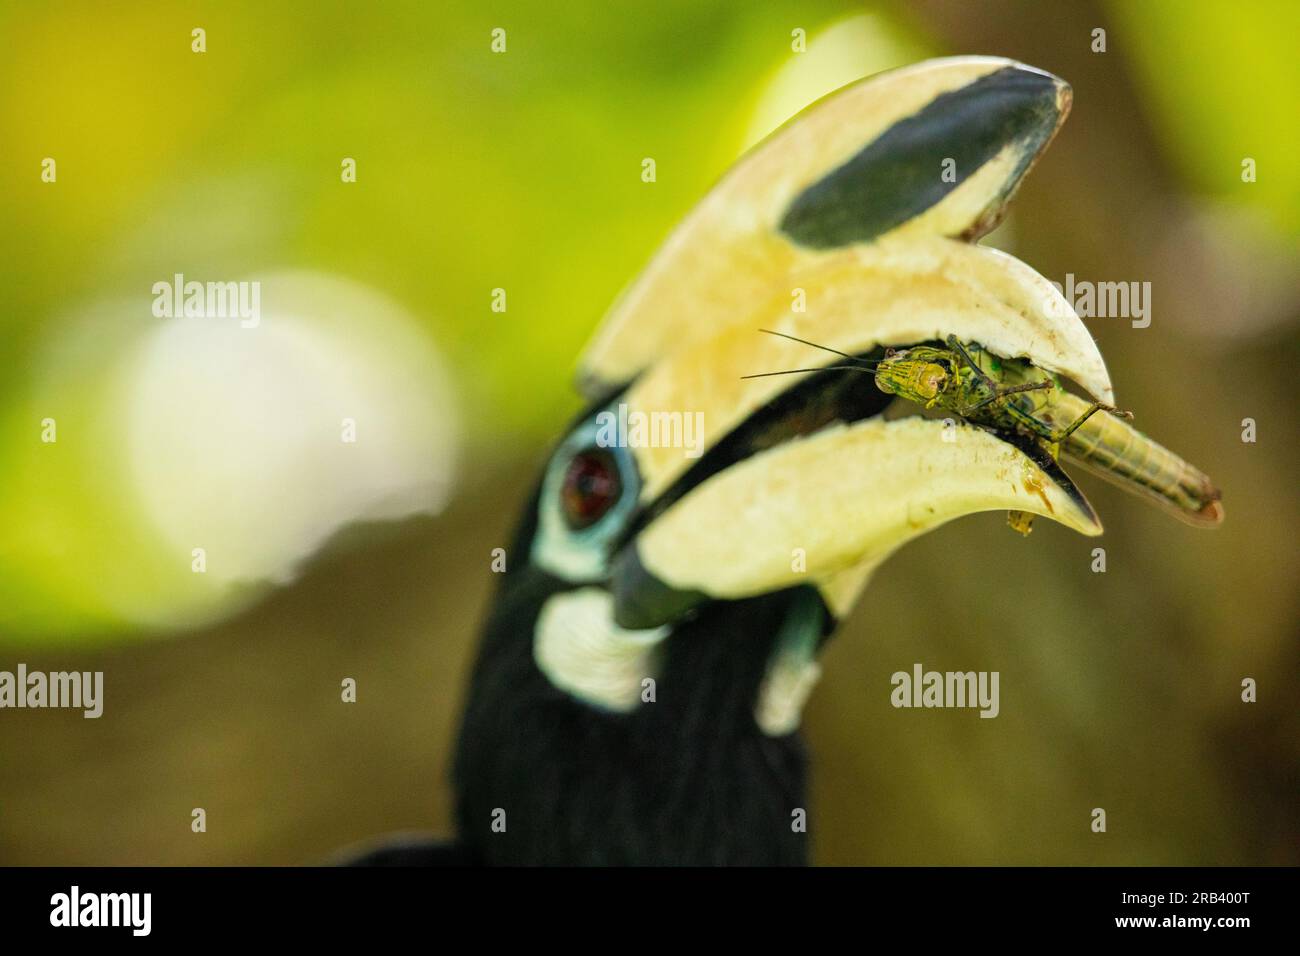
[454,57,1108,865]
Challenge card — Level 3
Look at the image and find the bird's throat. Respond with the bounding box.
[452,569,821,864]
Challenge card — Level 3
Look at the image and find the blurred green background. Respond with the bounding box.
[0,0,1295,864]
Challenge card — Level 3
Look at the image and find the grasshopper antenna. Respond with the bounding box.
[744,329,888,379]
[741,365,876,380]
[758,328,876,365]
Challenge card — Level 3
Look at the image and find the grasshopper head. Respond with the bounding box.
[874,346,952,404]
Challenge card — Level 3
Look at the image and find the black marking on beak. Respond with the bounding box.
[614,356,891,552]
[610,545,707,631]
[780,66,1064,249]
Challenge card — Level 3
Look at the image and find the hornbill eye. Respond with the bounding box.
[560,448,622,530]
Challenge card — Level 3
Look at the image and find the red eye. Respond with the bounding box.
[560,448,622,530]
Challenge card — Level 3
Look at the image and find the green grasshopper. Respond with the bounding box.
[746,330,1224,530]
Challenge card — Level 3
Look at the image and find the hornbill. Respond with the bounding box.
[352,57,1162,865]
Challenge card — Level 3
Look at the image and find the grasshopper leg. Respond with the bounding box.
[945,335,998,388]
[1046,402,1133,443]
[958,380,1053,416]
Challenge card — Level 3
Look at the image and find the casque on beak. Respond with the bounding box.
[573,57,1109,631]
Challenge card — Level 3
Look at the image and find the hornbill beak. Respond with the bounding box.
[574,57,1108,631]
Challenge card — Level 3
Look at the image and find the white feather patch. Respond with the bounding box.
[755,655,823,737]
[534,588,670,712]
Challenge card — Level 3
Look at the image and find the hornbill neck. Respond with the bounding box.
[452,554,825,866]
